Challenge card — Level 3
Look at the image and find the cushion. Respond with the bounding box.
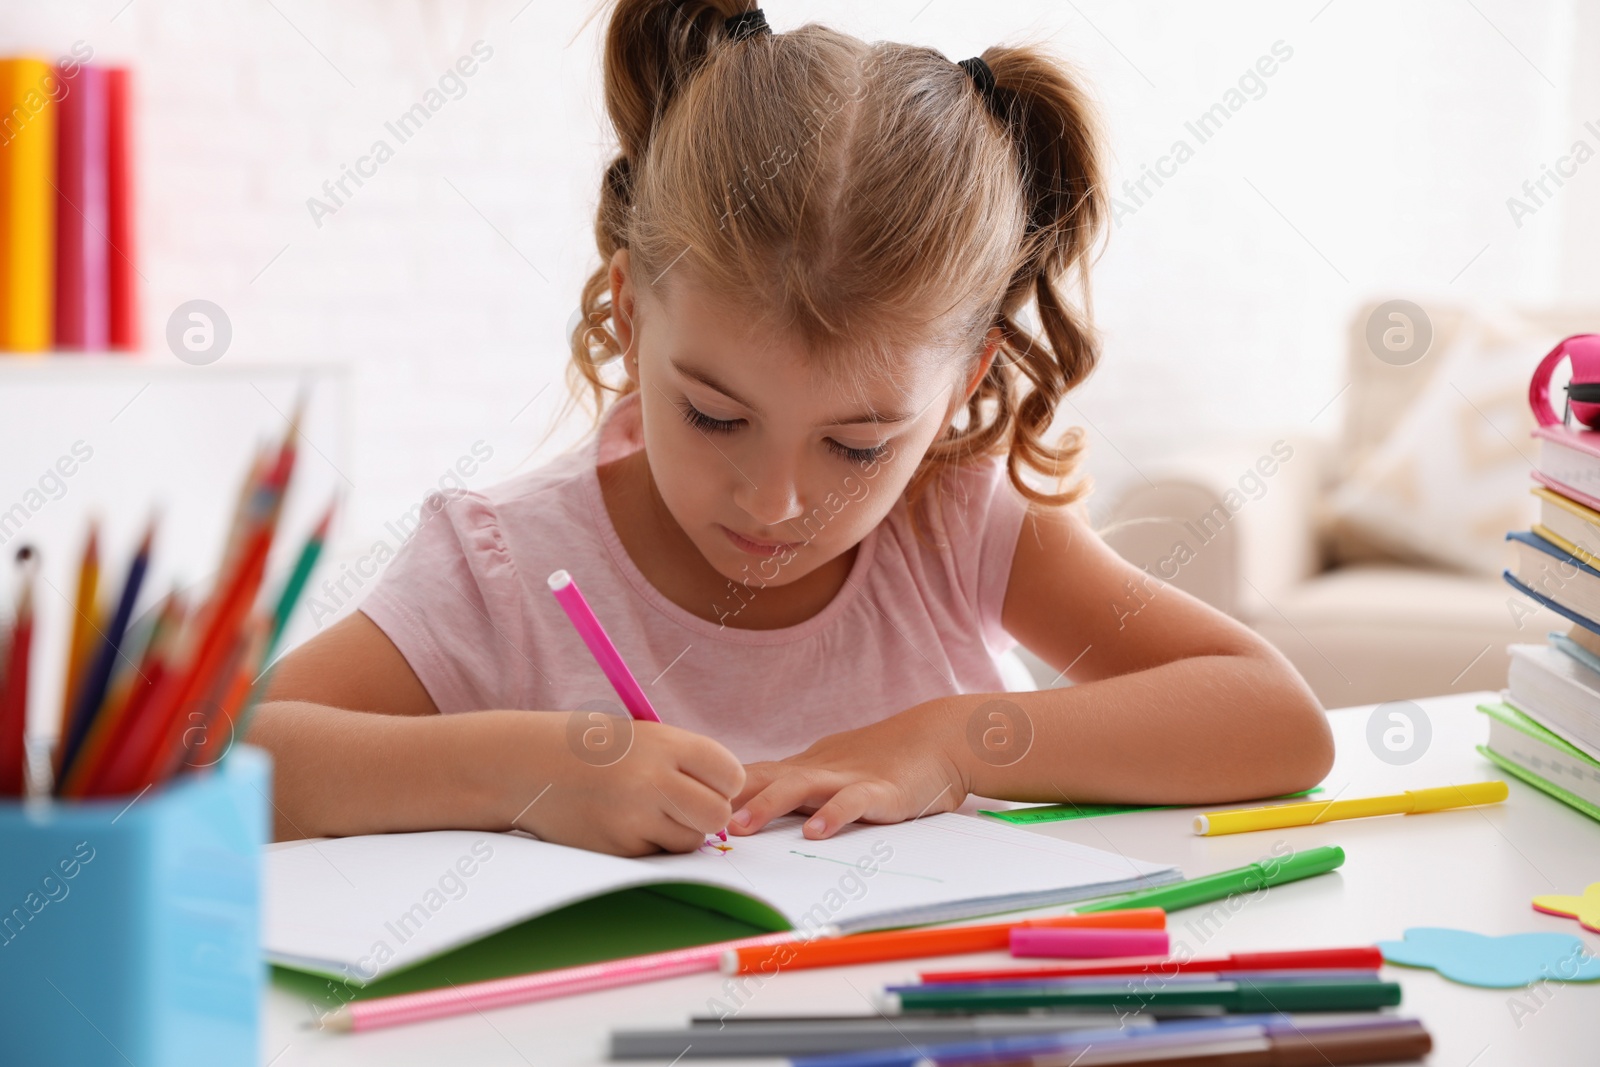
[1321,309,1546,577]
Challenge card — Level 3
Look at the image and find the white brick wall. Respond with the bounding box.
[2,0,1595,660]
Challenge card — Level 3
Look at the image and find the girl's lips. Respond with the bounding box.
[720,524,801,557]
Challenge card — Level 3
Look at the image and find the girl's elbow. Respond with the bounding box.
[1282,691,1335,791]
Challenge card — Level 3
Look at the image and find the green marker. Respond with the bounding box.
[1074,845,1345,914]
[981,788,1321,825]
[883,975,1400,1015]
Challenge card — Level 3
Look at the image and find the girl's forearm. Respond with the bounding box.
[244,702,547,841]
[928,652,1334,807]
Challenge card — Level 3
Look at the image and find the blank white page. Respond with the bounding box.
[639,812,1177,932]
[265,830,657,981]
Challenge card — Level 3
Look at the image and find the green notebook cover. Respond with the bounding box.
[271,885,771,1017]
[1476,700,1600,825]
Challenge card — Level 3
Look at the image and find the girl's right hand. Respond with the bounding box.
[511,712,745,857]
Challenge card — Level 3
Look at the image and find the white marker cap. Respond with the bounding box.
[547,569,571,590]
[1192,815,1210,834]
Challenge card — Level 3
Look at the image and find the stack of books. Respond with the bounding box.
[1490,420,1600,823]
[0,55,137,353]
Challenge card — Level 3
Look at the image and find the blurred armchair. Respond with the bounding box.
[1088,301,1599,708]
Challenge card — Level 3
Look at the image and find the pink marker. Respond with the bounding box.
[1010,927,1170,959]
[548,569,727,840]
[322,928,805,1032]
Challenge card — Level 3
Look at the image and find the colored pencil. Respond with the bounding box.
[89,420,297,796]
[173,612,269,773]
[57,516,153,780]
[0,546,38,795]
[266,495,333,659]
[117,417,299,793]
[59,594,185,798]
[920,945,1385,984]
[223,498,335,763]
[721,909,1167,975]
[322,929,808,1033]
[97,521,271,795]
[55,519,100,775]
[22,399,314,799]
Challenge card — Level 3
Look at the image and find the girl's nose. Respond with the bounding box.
[733,454,805,529]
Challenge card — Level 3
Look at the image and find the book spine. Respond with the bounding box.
[106,67,136,351]
[0,58,58,352]
[54,63,110,351]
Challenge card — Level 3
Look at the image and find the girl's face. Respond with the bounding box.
[609,249,990,589]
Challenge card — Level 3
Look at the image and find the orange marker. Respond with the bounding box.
[720,908,1166,974]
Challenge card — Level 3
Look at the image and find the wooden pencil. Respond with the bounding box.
[62,594,185,798]
[57,516,154,781]
[167,612,268,775]
[100,516,274,795]
[56,520,100,776]
[0,546,38,796]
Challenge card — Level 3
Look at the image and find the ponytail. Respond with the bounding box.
[915,44,1109,515]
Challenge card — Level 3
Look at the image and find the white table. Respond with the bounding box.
[261,691,1600,1065]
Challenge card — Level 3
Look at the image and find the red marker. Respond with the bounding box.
[920,946,1383,984]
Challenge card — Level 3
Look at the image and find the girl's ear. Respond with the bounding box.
[962,325,1004,401]
[608,247,639,381]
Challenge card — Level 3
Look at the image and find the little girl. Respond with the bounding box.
[249,1,1332,856]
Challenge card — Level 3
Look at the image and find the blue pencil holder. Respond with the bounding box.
[0,746,271,1067]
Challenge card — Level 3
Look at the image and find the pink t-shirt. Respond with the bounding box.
[357,390,1032,764]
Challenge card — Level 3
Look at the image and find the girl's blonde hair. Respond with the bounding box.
[568,0,1108,511]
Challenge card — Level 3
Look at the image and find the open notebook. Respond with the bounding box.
[266,812,1178,984]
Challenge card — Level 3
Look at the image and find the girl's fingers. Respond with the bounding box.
[728,769,842,835]
[800,780,886,839]
[651,771,736,838]
[731,761,783,811]
[674,731,747,800]
[644,806,717,854]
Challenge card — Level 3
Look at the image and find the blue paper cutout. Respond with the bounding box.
[1377,927,1600,988]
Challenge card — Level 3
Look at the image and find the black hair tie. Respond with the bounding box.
[958,56,997,104]
[724,8,771,42]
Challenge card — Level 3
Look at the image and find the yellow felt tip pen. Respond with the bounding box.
[1192,780,1509,836]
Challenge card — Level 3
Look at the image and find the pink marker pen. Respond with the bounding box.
[548,569,727,840]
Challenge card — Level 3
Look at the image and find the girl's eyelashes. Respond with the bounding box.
[826,439,891,464]
[677,398,891,464]
[677,398,741,434]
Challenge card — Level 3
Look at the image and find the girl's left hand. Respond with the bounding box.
[727,705,968,839]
